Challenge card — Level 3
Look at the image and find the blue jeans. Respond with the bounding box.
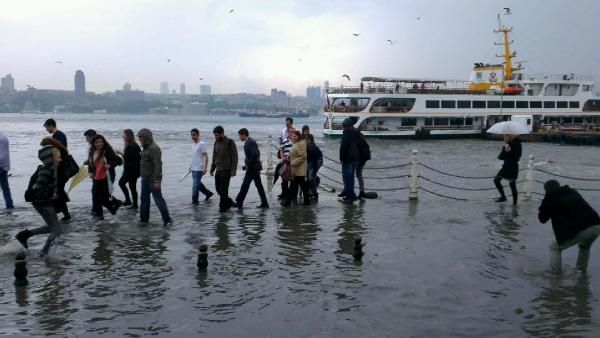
[0,169,14,208]
[140,178,171,223]
[341,162,358,200]
[192,171,211,202]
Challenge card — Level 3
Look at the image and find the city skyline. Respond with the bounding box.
[2,1,600,95]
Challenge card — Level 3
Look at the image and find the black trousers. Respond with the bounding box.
[288,176,309,205]
[215,170,234,211]
[92,178,117,217]
[119,175,138,206]
[236,167,268,206]
[494,175,518,204]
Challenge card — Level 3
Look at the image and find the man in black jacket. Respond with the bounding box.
[210,126,238,212]
[338,118,359,203]
[233,128,268,209]
[538,180,600,274]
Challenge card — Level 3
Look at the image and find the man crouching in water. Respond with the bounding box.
[16,145,62,256]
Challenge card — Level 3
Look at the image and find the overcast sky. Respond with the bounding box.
[1,0,599,95]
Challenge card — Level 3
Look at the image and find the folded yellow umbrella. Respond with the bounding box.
[68,165,89,192]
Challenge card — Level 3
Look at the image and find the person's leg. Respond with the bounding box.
[284,178,299,206]
[342,162,357,200]
[92,180,103,218]
[99,178,118,214]
[151,184,171,224]
[340,163,350,197]
[128,177,138,208]
[221,171,233,208]
[35,204,61,256]
[494,175,506,201]
[280,180,289,199]
[214,171,223,197]
[509,180,518,205]
[0,169,14,208]
[306,162,314,195]
[575,225,600,272]
[549,240,563,274]
[139,178,151,222]
[356,162,365,197]
[299,176,310,205]
[119,175,131,205]
[253,170,269,206]
[191,170,201,203]
[235,169,253,207]
[196,171,212,197]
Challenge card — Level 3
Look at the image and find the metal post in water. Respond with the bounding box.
[265,134,274,176]
[14,253,28,286]
[409,149,419,200]
[522,154,535,201]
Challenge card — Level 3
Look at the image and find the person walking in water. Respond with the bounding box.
[494,134,522,205]
[137,128,172,225]
[88,135,123,220]
[338,118,360,204]
[538,180,600,274]
[115,129,141,209]
[0,131,14,209]
[234,128,269,209]
[16,145,62,256]
[189,128,213,204]
[210,126,238,212]
[44,118,67,148]
[281,130,310,207]
[40,138,71,220]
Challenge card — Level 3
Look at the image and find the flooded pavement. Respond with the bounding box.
[1,114,600,336]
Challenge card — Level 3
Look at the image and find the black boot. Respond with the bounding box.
[16,230,31,249]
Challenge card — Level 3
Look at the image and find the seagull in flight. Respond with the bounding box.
[167,59,171,62]
[342,74,351,81]
[229,9,234,14]
[387,39,397,45]
[297,58,303,62]
[199,77,204,81]
[504,7,511,15]
[416,16,421,20]
[352,33,360,37]
[55,60,63,64]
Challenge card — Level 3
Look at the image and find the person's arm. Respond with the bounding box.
[340,130,349,162]
[151,146,163,190]
[538,198,552,223]
[202,151,209,173]
[291,143,307,167]
[230,139,238,176]
[210,144,216,175]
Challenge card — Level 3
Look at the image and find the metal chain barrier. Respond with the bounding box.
[419,162,496,179]
[534,168,600,182]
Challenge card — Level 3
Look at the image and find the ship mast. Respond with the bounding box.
[494,14,522,85]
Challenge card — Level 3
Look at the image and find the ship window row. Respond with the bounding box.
[425,100,581,109]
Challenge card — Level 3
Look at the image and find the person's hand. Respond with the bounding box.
[242,165,247,171]
[504,143,511,152]
[152,181,161,191]
[115,149,123,156]
[104,164,111,170]
[89,173,94,179]
[203,166,207,173]
[210,171,214,176]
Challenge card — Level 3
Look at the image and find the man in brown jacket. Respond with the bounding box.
[210,126,238,212]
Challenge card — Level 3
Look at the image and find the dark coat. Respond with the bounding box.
[243,137,262,171]
[52,130,68,148]
[123,142,141,178]
[88,147,123,177]
[340,126,360,163]
[497,138,522,180]
[538,185,600,245]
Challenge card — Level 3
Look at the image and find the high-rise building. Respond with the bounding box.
[74,70,86,97]
[270,88,286,100]
[123,82,132,91]
[180,83,186,95]
[323,80,330,96]
[0,74,15,93]
[200,85,211,96]
[306,86,321,98]
[160,82,169,95]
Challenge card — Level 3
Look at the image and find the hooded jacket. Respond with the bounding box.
[538,185,600,245]
[339,118,360,163]
[138,129,163,180]
[27,145,57,203]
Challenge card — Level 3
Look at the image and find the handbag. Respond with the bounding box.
[279,162,294,182]
[65,155,80,179]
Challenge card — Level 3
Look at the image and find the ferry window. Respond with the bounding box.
[370,98,416,113]
[574,117,583,123]
[557,101,568,108]
[583,99,600,111]
[530,101,542,108]
[449,117,464,125]
[502,101,515,108]
[476,72,482,80]
[457,100,471,108]
[544,101,555,108]
[472,101,486,108]
[425,118,433,126]
[434,117,449,125]
[426,100,440,108]
[487,101,500,108]
[441,100,456,108]
[401,118,417,126]
[332,97,370,112]
[465,117,474,125]
[569,101,580,108]
[583,85,590,92]
[516,101,528,108]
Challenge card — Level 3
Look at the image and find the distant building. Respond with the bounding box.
[123,82,132,91]
[0,74,15,93]
[306,86,321,98]
[323,81,330,96]
[171,90,176,95]
[270,88,287,100]
[74,70,86,97]
[160,82,169,95]
[200,85,211,96]
[180,83,186,96]
[115,88,145,102]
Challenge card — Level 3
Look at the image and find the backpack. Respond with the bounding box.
[24,166,40,202]
[358,132,371,162]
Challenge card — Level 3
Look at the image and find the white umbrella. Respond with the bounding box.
[486,121,530,135]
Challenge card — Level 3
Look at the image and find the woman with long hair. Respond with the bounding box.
[115,129,141,209]
[281,130,310,207]
[40,137,71,221]
[494,134,522,205]
[88,135,122,220]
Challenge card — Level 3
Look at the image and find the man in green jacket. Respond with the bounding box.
[210,126,238,212]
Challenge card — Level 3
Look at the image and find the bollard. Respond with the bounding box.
[352,237,364,261]
[522,154,535,201]
[265,134,275,177]
[197,244,208,270]
[408,149,419,200]
[14,253,28,286]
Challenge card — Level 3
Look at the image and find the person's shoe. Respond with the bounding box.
[302,200,311,206]
[339,197,355,204]
[277,194,284,200]
[6,205,14,209]
[123,200,132,207]
[191,200,199,205]
[337,193,346,198]
[127,204,138,210]
[280,199,291,207]
[257,203,269,209]
[110,200,122,215]
[358,191,367,199]
[233,202,243,210]
[94,215,104,221]
[61,215,71,222]
[16,230,31,249]
[205,192,214,201]
[494,196,507,202]
[163,218,173,226]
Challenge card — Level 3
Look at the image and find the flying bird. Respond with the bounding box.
[167,59,171,62]
[504,7,511,15]
[387,39,397,45]
[229,9,234,13]
[342,74,351,81]
[297,58,303,62]
[55,61,63,64]
[352,33,360,37]
[199,77,204,81]
[416,16,421,20]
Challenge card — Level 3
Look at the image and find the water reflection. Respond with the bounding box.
[34,265,72,332]
[523,274,594,336]
[237,211,267,246]
[480,205,521,283]
[335,204,366,261]
[15,285,28,307]
[213,213,233,251]
[275,207,319,268]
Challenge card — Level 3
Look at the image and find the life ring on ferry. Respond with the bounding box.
[503,87,523,95]
[489,72,498,83]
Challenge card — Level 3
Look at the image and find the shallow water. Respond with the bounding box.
[1,113,600,337]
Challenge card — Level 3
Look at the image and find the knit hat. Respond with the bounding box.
[38,145,55,166]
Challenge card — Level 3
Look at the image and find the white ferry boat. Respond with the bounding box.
[323,16,600,138]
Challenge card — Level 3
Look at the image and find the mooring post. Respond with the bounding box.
[409,149,419,200]
[522,154,535,201]
[266,134,274,176]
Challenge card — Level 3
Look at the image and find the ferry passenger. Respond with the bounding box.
[538,180,600,274]
[340,101,347,112]
[138,128,172,225]
[280,117,294,143]
[210,126,238,212]
[360,81,364,93]
[233,128,268,209]
[87,135,123,220]
[338,118,360,203]
[281,130,309,207]
[302,125,323,200]
[395,83,400,93]
[494,134,522,205]
[115,129,142,209]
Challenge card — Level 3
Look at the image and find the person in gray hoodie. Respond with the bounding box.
[137,128,172,226]
[16,145,62,256]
